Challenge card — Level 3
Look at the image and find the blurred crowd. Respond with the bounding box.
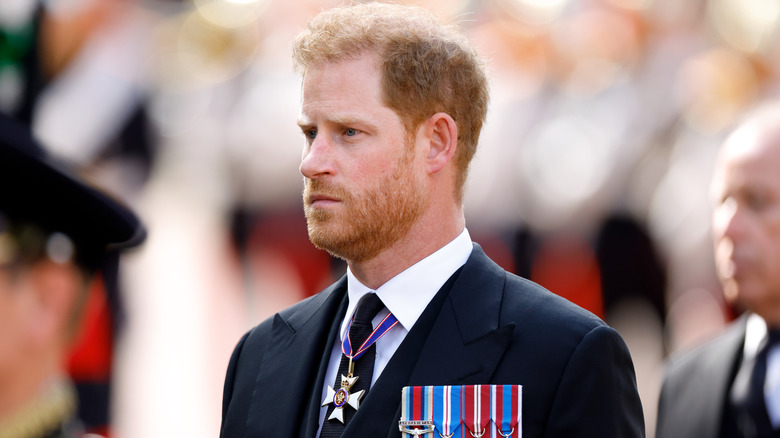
[1,0,779,436]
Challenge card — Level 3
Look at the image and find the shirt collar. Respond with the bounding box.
[342,228,473,338]
[744,313,769,359]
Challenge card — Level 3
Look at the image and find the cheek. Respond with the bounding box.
[353,156,403,189]
[749,214,780,280]
[762,226,780,267]
[0,296,24,359]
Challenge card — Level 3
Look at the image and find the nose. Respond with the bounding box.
[713,197,742,242]
[300,135,334,180]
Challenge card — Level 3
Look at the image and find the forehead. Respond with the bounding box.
[300,54,387,113]
[716,124,780,191]
[304,50,381,79]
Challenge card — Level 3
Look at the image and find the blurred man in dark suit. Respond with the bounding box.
[657,101,780,438]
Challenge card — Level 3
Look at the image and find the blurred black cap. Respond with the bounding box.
[0,113,146,264]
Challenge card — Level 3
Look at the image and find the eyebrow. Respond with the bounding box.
[297,114,378,132]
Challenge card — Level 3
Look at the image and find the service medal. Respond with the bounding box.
[400,385,523,437]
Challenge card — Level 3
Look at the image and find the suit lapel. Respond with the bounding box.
[246,278,348,438]
[339,245,514,438]
[410,245,515,384]
[699,317,746,438]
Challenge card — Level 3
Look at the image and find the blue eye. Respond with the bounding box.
[306,129,317,140]
[345,128,358,136]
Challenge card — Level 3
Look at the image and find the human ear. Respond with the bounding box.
[424,112,458,174]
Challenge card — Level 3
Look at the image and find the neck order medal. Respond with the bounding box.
[322,311,399,423]
[323,357,364,423]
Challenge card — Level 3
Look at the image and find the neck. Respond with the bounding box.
[348,202,465,289]
[758,310,780,330]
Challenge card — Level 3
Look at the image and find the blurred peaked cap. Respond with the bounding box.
[0,113,146,254]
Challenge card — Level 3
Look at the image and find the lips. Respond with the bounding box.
[307,193,340,206]
[304,179,347,207]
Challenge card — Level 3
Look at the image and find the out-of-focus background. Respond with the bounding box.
[1,0,778,436]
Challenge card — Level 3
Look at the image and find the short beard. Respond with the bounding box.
[303,148,425,263]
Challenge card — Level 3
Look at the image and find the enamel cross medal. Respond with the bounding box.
[322,311,399,423]
[323,357,364,423]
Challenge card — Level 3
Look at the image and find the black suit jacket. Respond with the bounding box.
[221,244,645,438]
[656,317,746,438]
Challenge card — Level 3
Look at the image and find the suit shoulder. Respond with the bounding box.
[221,282,344,436]
[230,297,308,352]
[501,270,607,333]
[225,288,333,370]
[656,319,744,438]
[240,277,346,346]
[664,319,745,380]
[466,245,605,334]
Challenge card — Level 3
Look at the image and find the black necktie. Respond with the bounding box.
[321,293,386,437]
[731,330,780,438]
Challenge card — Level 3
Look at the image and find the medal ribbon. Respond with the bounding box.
[409,386,433,423]
[464,385,491,436]
[342,311,399,361]
[401,386,434,437]
[490,385,522,437]
[401,385,523,437]
[433,384,461,437]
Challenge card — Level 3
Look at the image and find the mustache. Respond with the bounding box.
[303,179,351,205]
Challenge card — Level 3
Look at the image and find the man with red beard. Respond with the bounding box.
[220,3,644,438]
[657,102,780,438]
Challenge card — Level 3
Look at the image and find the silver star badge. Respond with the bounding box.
[322,374,365,423]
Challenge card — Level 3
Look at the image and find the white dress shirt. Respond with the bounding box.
[316,228,473,436]
[743,313,780,428]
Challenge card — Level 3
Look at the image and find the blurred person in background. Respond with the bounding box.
[1,1,156,434]
[0,114,144,437]
[220,2,644,437]
[656,101,780,438]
